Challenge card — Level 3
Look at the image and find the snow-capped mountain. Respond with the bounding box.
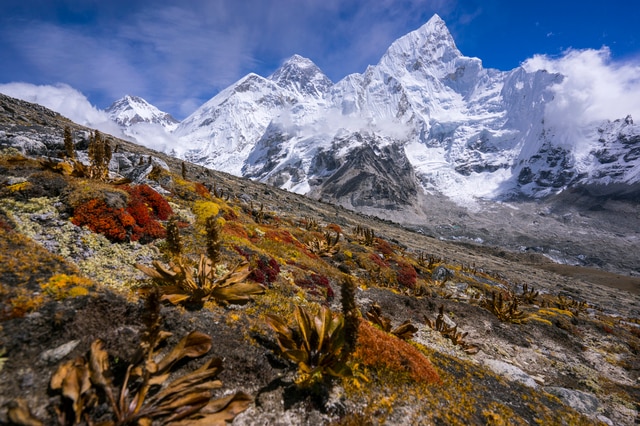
[106,95,179,131]
[145,15,640,215]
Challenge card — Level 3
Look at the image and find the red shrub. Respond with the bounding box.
[369,253,389,268]
[72,185,171,243]
[223,221,249,239]
[375,238,395,256]
[396,261,417,289]
[223,208,238,220]
[234,246,280,285]
[72,199,135,242]
[294,273,335,300]
[249,256,280,285]
[264,229,306,250]
[355,321,440,384]
[124,184,172,220]
[124,184,172,242]
[326,223,342,234]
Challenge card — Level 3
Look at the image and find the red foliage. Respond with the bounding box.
[396,261,417,289]
[326,223,342,234]
[223,221,249,239]
[369,253,389,268]
[355,321,441,384]
[194,182,211,198]
[294,273,335,300]
[72,185,172,243]
[234,246,280,285]
[249,256,280,285]
[264,229,306,250]
[124,184,172,220]
[0,217,13,232]
[375,238,395,256]
[125,184,172,242]
[72,199,135,242]
[222,207,238,220]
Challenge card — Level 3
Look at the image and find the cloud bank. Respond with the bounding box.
[523,47,640,130]
[0,82,181,153]
[0,82,123,135]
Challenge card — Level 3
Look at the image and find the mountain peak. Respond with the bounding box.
[421,13,447,34]
[380,14,460,70]
[106,95,178,130]
[282,54,316,68]
[269,54,333,97]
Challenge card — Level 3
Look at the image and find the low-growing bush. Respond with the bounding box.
[295,273,335,300]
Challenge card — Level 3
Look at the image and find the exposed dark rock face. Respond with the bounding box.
[310,135,419,210]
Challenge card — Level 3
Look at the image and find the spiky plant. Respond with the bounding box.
[353,225,375,246]
[205,216,221,265]
[265,305,352,386]
[136,254,265,308]
[481,291,528,323]
[555,295,589,316]
[87,130,112,180]
[425,305,479,355]
[365,303,418,341]
[165,217,182,258]
[14,290,252,425]
[63,126,76,159]
[515,283,539,305]
[305,231,340,257]
[340,277,359,358]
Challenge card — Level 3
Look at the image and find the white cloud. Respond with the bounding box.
[523,47,640,127]
[123,122,181,155]
[0,82,123,136]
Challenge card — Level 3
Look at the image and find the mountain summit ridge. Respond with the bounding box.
[111,14,640,216]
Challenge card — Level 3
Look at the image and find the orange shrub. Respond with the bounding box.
[72,198,135,242]
[72,184,172,243]
[193,182,211,198]
[354,321,440,384]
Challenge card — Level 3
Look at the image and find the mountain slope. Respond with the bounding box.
[1,92,639,425]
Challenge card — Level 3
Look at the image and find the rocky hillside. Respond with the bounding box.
[1,93,639,425]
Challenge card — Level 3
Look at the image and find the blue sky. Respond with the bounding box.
[1,0,639,119]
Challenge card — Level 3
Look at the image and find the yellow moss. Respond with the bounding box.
[41,274,94,300]
[192,200,220,225]
[538,308,574,318]
[67,286,90,297]
[6,181,31,193]
[526,315,554,326]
